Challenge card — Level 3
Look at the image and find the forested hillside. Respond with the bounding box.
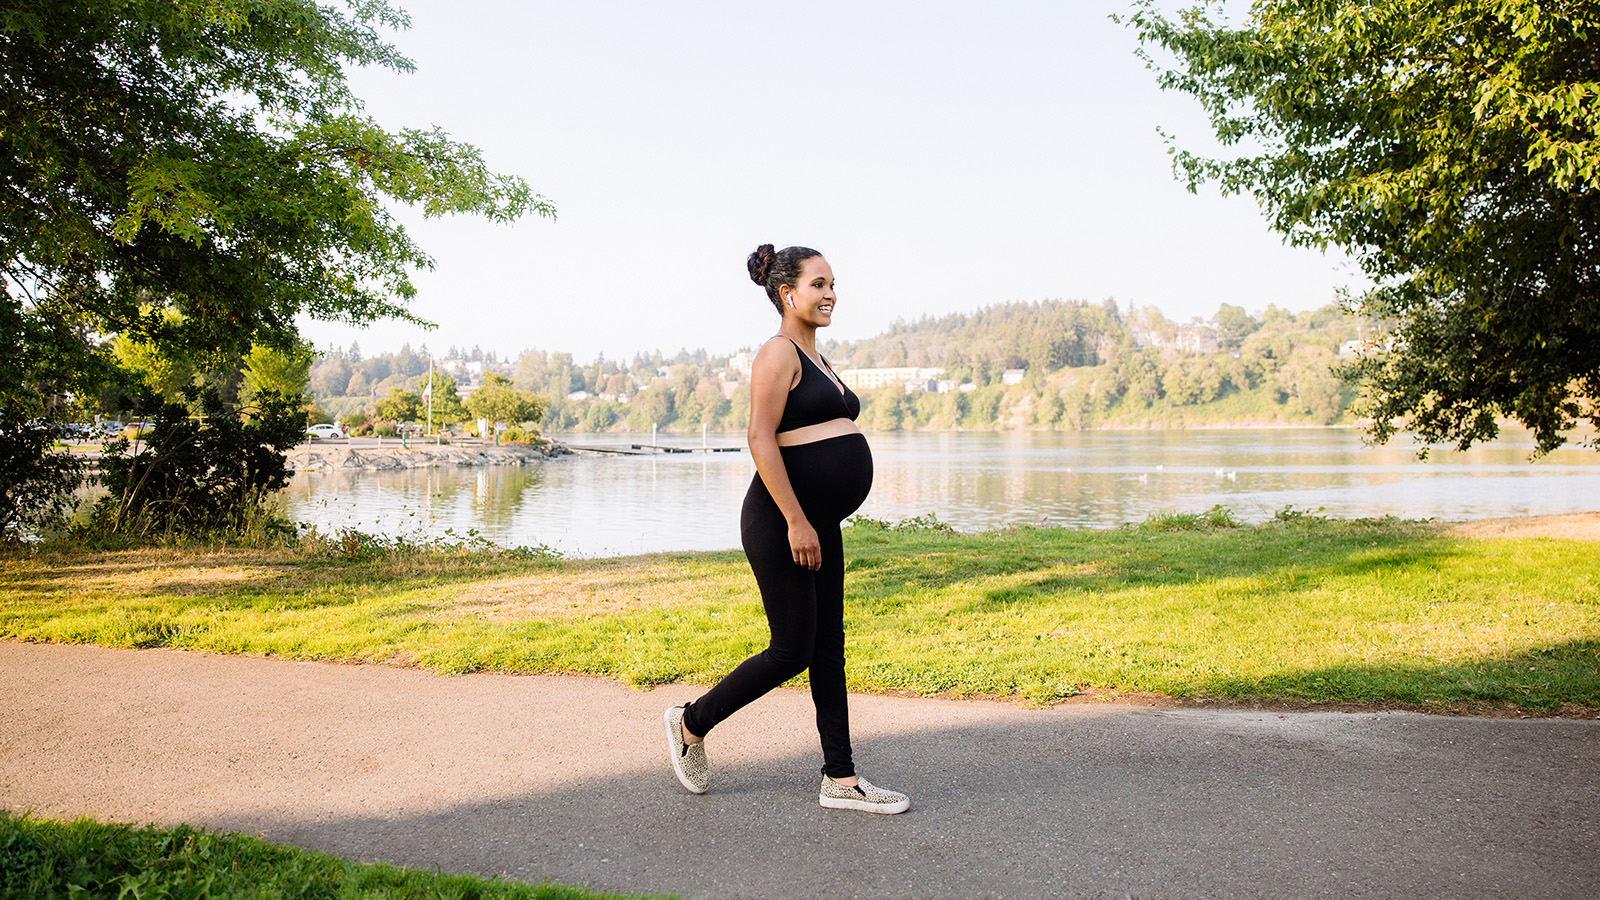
[307,300,1372,433]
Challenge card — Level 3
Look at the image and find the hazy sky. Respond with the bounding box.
[299,1,1360,361]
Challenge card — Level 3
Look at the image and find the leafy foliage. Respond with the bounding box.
[1128,0,1600,455]
[240,340,313,408]
[91,386,305,540]
[467,372,544,426]
[375,387,423,423]
[0,412,82,540]
[314,301,1362,433]
[2,0,550,360]
[2,0,553,534]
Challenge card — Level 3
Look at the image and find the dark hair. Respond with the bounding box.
[747,244,822,314]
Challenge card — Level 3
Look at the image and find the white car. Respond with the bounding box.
[305,423,346,440]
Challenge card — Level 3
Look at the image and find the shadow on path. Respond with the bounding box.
[2,641,1596,899]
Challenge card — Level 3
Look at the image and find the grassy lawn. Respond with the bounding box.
[0,812,668,900]
[2,517,1596,711]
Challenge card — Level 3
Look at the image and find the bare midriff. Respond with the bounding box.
[774,417,862,447]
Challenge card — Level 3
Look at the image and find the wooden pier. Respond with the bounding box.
[565,443,743,456]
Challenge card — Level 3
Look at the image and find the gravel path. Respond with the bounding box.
[3,641,1596,899]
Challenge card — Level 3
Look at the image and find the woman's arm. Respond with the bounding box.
[747,339,821,570]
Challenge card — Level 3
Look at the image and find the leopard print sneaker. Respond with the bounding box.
[818,775,909,814]
[663,705,708,794]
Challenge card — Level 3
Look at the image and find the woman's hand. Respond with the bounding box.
[787,517,822,570]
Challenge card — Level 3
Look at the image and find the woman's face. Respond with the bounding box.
[783,256,836,327]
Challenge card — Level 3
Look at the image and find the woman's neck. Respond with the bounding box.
[779,321,818,356]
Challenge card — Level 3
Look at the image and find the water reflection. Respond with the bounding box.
[281,429,1600,556]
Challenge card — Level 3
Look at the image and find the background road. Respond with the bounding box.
[2,641,1596,899]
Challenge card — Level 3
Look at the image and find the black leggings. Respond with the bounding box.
[683,433,873,779]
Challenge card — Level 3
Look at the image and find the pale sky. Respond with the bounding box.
[299,1,1360,362]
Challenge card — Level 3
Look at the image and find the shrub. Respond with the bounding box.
[87,386,303,542]
[0,413,85,541]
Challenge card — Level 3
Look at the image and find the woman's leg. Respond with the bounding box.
[809,521,854,779]
[683,479,818,739]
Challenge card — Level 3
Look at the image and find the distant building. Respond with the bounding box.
[836,367,945,391]
[1134,323,1220,355]
[728,351,757,378]
[1001,368,1026,386]
[1174,325,1219,356]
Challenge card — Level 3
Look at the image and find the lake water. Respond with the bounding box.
[279,428,1600,557]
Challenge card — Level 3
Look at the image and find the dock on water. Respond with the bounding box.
[565,443,743,455]
[565,424,743,456]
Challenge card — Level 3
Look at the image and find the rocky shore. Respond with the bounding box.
[286,440,571,472]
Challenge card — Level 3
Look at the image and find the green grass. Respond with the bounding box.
[0,812,667,900]
[2,516,1597,711]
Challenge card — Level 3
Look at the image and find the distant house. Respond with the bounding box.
[1001,368,1026,386]
[1174,325,1219,355]
[1134,323,1220,355]
[836,367,945,391]
[728,350,757,378]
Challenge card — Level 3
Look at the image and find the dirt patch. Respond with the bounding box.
[437,562,728,622]
[4,548,302,595]
[1447,512,1600,541]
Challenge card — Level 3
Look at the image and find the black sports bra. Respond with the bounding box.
[776,339,861,433]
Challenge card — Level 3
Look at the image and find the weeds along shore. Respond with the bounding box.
[3,512,1596,715]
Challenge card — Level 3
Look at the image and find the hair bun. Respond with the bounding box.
[747,244,776,286]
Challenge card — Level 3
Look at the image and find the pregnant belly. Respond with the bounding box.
[779,432,873,523]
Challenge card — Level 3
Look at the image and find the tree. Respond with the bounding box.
[1,0,553,496]
[240,341,313,408]
[309,353,353,399]
[375,388,422,423]
[1130,1,1600,454]
[466,372,543,426]
[93,386,303,539]
[625,382,675,431]
[419,371,466,426]
[1214,304,1259,352]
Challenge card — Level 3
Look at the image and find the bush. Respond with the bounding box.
[0,413,85,541]
[86,386,303,543]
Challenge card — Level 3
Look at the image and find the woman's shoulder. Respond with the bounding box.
[751,335,802,380]
[755,335,801,361]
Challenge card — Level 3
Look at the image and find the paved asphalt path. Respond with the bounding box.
[2,641,1596,899]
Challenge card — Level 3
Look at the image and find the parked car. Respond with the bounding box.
[305,423,346,440]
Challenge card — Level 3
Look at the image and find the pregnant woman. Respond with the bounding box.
[663,244,909,815]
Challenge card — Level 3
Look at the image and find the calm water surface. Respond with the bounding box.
[280,428,1600,557]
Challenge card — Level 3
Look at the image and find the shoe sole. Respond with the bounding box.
[663,707,707,795]
[819,795,910,815]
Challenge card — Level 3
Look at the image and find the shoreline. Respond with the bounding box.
[286,439,571,472]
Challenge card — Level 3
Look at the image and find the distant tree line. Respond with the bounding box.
[307,299,1367,434]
